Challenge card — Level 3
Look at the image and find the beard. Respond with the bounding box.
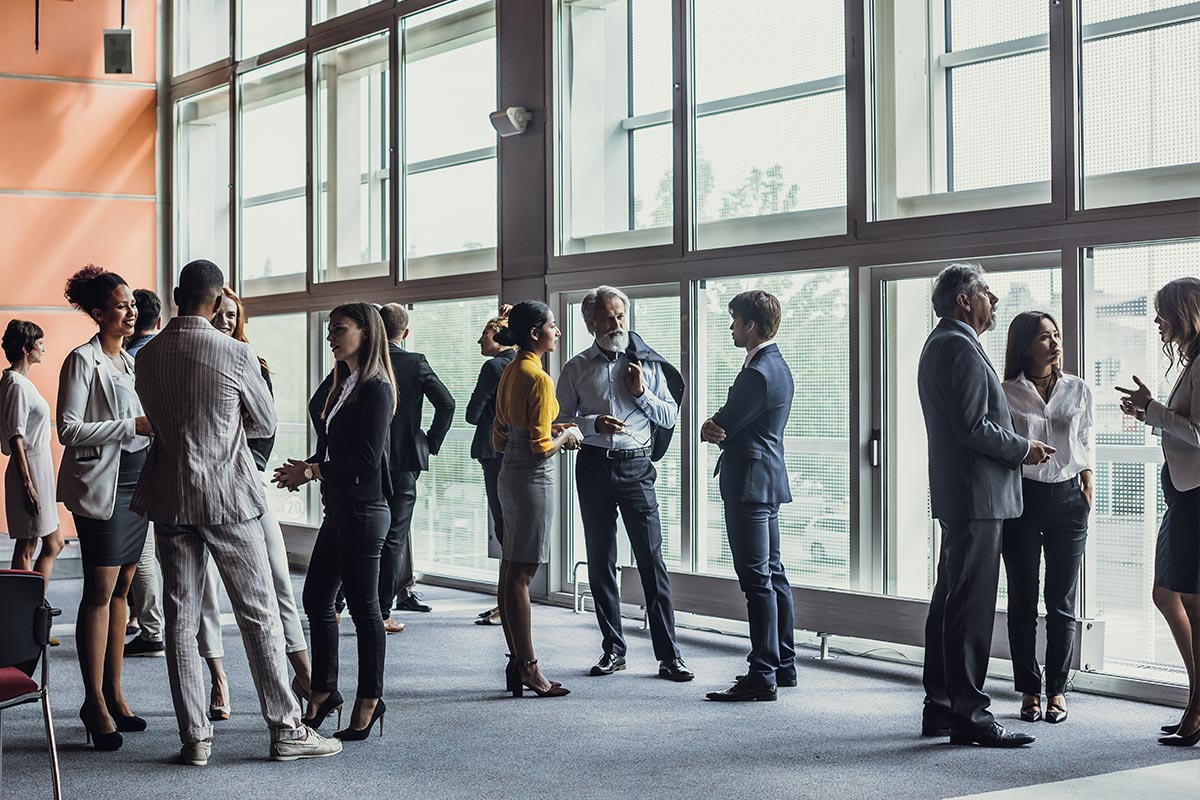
[596,330,629,354]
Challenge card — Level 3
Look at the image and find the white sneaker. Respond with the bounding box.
[179,739,212,766]
[269,726,342,762]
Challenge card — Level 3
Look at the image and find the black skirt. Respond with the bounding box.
[74,448,150,568]
[1154,463,1200,594]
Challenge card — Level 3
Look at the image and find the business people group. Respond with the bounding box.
[4,260,1196,766]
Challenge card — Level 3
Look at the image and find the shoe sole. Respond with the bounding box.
[657,673,695,682]
[126,651,166,658]
[948,736,1033,747]
[706,694,777,702]
[181,758,209,766]
[590,665,626,676]
[271,747,342,762]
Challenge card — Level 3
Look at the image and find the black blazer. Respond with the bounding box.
[712,343,794,506]
[307,373,393,502]
[466,350,516,461]
[388,343,455,475]
[247,366,275,472]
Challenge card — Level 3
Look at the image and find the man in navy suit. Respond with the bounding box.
[702,290,795,702]
[918,263,1052,747]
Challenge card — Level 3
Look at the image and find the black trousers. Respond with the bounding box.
[378,471,419,616]
[1002,478,1089,695]
[725,500,795,687]
[922,518,1003,733]
[577,449,679,661]
[480,457,504,545]
[303,491,389,699]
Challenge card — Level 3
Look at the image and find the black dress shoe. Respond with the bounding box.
[590,653,626,676]
[706,679,777,702]
[658,658,694,682]
[949,722,1035,747]
[395,593,432,613]
[921,706,951,737]
[737,670,797,687]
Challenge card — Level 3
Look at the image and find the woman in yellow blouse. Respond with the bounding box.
[492,300,581,697]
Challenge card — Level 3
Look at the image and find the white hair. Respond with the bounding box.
[580,285,630,329]
[931,262,986,318]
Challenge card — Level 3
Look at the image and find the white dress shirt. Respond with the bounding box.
[1003,372,1094,483]
[556,341,677,450]
[742,339,775,369]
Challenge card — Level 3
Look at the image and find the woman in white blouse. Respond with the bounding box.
[1,320,63,581]
[1118,277,1200,747]
[1000,312,1093,726]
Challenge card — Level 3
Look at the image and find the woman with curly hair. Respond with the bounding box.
[58,264,153,750]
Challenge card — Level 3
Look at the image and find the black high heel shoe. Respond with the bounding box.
[1159,726,1200,747]
[1162,723,1181,735]
[79,707,123,751]
[302,689,344,729]
[333,700,385,740]
[111,711,148,732]
[505,654,560,693]
[513,660,570,698]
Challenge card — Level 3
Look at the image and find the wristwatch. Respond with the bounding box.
[303,465,315,482]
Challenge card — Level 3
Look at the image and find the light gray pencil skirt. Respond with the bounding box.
[497,429,554,565]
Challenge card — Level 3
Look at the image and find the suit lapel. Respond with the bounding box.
[88,337,119,415]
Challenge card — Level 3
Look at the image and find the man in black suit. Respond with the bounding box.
[377,304,455,632]
[917,263,1053,747]
[702,290,795,702]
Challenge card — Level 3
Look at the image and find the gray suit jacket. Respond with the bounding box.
[918,319,1029,521]
[131,316,276,525]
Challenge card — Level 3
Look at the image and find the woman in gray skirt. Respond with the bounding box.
[1118,276,1200,746]
[492,301,581,697]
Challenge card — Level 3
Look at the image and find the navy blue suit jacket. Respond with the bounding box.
[713,343,794,506]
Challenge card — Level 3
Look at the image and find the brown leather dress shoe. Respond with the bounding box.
[383,617,406,634]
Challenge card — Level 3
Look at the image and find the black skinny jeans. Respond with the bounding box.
[1001,476,1090,696]
[303,489,390,699]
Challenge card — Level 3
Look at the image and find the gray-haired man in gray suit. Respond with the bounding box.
[133,260,341,766]
[917,263,1054,748]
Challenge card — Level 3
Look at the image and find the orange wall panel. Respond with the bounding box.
[0,195,155,306]
[0,0,156,83]
[0,80,155,195]
[0,309,105,540]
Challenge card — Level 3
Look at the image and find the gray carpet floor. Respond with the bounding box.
[3,572,1198,800]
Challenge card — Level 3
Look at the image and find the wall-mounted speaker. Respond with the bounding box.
[103,29,133,74]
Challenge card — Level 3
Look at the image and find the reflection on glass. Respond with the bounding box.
[244,313,314,526]
[240,0,304,58]
[402,1,497,276]
[1078,3,1200,208]
[405,297,501,583]
[698,272,850,587]
[1085,239,1199,682]
[239,56,307,296]
[175,87,230,274]
[869,0,1051,219]
[884,267,1061,600]
[314,0,374,25]
[315,32,390,284]
[175,0,230,74]
[692,0,845,248]
[557,0,674,255]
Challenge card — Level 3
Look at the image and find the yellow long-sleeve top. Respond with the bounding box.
[493,350,558,456]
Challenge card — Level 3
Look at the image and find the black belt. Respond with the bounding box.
[581,444,652,460]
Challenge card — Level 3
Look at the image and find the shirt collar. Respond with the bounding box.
[585,340,622,362]
[743,340,774,368]
[945,318,979,341]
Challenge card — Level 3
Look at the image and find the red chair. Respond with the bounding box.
[0,569,62,800]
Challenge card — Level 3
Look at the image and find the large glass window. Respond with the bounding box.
[240,0,305,59]
[557,0,675,255]
[175,0,231,74]
[315,32,391,284]
[175,86,231,274]
[562,293,685,576]
[406,297,501,583]
[1084,238,1199,684]
[239,56,307,297]
[695,271,851,587]
[869,0,1052,220]
[691,0,845,249]
[1078,2,1200,208]
[314,0,375,25]
[402,1,498,279]
[244,313,316,526]
[882,263,1062,599]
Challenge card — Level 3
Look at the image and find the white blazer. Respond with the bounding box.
[56,336,141,519]
[1147,359,1200,492]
